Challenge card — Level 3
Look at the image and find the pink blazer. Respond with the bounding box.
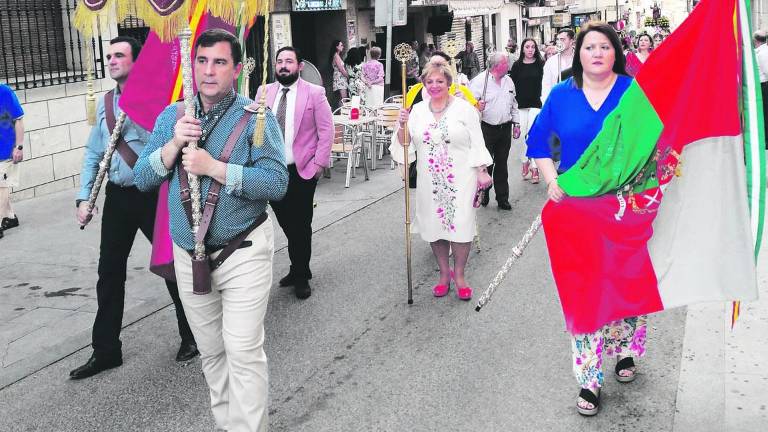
[258,79,334,180]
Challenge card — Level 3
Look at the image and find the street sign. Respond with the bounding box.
[375,0,407,27]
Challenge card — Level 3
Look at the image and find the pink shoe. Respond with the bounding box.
[456,286,473,301]
[432,284,449,297]
[521,161,530,180]
[530,168,540,184]
[433,268,454,297]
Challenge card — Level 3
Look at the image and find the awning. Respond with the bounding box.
[447,0,505,17]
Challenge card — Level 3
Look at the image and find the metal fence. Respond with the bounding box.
[0,0,105,90]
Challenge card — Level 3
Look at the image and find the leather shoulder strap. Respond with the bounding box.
[178,104,255,245]
[105,90,139,168]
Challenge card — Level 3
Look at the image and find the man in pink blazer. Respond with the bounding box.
[259,46,333,299]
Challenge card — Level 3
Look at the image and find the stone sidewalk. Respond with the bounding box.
[0,156,402,389]
[673,228,768,431]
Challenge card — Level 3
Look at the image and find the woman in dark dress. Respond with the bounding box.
[509,38,545,183]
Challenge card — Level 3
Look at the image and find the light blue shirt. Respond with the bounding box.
[76,88,149,203]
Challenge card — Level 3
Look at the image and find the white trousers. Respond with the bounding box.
[173,217,274,432]
[512,108,541,169]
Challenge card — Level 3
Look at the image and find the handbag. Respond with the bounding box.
[408,160,417,189]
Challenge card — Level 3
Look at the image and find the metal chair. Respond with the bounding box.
[329,107,370,187]
[375,104,400,168]
[384,95,403,105]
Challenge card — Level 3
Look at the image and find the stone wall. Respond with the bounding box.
[11,21,118,202]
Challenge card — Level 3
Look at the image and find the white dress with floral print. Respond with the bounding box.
[390,98,492,243]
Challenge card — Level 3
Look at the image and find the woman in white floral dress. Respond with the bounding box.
[390,63,492,300]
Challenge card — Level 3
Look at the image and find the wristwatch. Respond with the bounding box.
[15,145,23,150]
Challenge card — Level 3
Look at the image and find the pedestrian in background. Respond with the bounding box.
[456,41,480,80]
[542,28,576,103]
[626,33,654,77]
[653,33,665,46]
[390,63,492,301]
[0,83,23,239]
[526,22,643,417]
[69,36,197,381]
[362,46,385,107]
[345,47,366,104]
[469,52,521,210]
[330,40,349,108]
[134,29,288,431]
[259,46,334,300]
[509,38,544,184]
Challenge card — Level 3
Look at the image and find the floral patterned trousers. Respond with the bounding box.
[571,315,648,390]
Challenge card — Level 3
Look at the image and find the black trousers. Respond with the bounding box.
[271,164,318,281]
[481,121,512,202]
[92,182,194,361]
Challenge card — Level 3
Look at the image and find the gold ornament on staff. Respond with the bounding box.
[394,42,416,305]
[241,57,256,96]
[253,0,272,147]
[80,111,127,229]
[178,27,205,262]
[475,215,542,311]
[85,41,97,125]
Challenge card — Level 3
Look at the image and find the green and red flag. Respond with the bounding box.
[542,0,764,334]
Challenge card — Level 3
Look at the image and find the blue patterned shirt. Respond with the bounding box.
[133,93,288,250]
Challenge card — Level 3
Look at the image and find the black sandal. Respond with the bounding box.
[615,356,637,383]
[577,388,600,416]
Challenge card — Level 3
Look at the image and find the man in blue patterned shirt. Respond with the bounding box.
[134,29,287,431]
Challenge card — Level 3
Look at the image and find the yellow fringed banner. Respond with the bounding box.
[132,1,192,42]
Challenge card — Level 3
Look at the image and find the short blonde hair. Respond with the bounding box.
[370,46,382,59]
[420,63,453,87]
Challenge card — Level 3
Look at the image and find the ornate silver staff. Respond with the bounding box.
[481,45,496,101]
[394,42,416,305]
[240,57,256,96]
[178,27,205,261]
[80,111,127,229]
[443,38,462,80]
[475,215,542,311]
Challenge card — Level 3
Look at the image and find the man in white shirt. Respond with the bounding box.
[754,31,768,148]
[469,52,521,210]
[541,28,575,103]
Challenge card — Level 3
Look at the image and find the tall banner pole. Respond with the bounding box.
[394,42,415,304]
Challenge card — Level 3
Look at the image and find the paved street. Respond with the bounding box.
[0,154,766,431]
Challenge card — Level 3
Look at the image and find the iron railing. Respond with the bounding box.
[117,14,150,44]
[0,0,105,90]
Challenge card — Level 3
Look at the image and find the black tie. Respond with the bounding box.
[276,88,289,138]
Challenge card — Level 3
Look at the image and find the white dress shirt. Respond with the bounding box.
[756,44,768,83]
[468,71,520,126]
[541,52,574,103]
[271,80,298,165]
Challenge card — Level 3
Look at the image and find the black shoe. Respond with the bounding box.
[69,355,122,380]
[279,273,296,287]
[294,280,311,300]
[1,216,19,230]
[175,341,199,362]
[497,200,512,210]
[480,190,490,207]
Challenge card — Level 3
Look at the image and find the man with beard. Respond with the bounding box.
[258,46,333,299]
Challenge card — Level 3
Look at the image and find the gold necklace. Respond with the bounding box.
[429,99,449,113]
